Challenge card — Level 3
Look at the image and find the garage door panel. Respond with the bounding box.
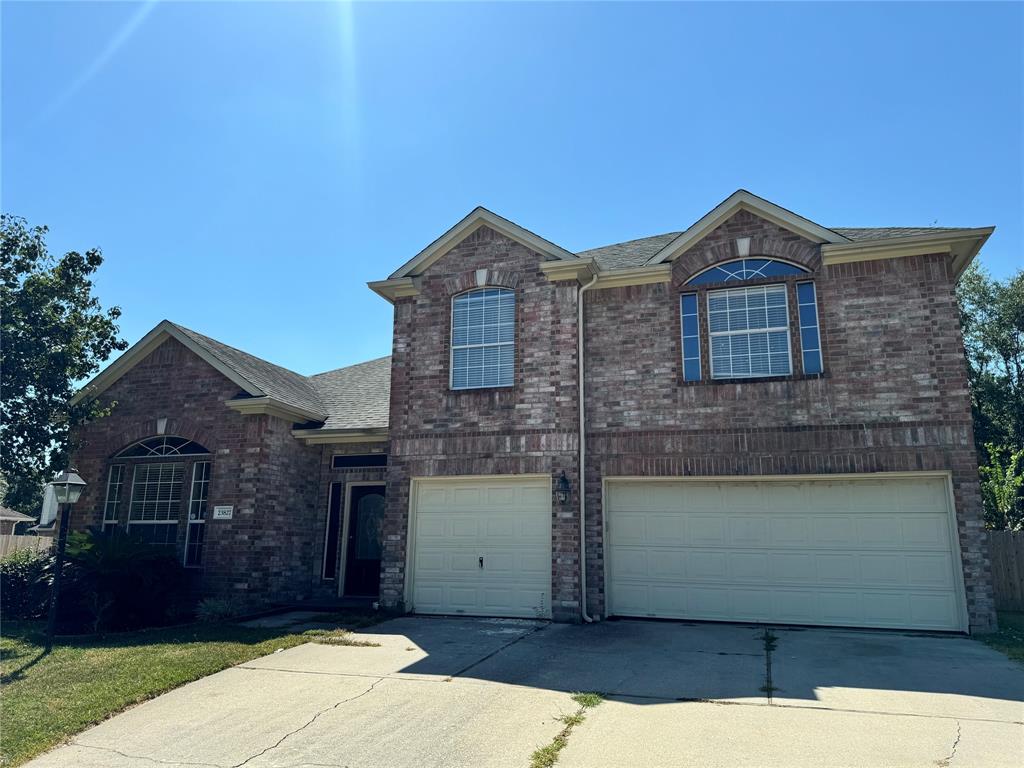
[906,554,955,588]
[729,517,769,546]
[689,516,727,546]
[412,477,552,619]
[607,477,964,631]
[770,517,810,546]
[811,516,857,546]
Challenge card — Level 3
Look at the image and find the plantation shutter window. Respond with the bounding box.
[451,288,515,389]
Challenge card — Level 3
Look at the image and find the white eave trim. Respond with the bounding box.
[648,190,851,265]
[821,227,994,277]
[539,257,597,284]
[368,277,420,303]
[291,427,390,445]
[225,396,326,423]
[593,263,672,290]
[388,207,577,280]
[70,320,263,407]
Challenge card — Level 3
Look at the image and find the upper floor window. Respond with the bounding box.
[116,436,210,458]
[451,288,514,389]
[708,284,791,378]
[687,258,807,286]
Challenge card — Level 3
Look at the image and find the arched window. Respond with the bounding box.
[450,287,515,389]
[115,436,210,457]
[103,436,211,566]
[686,258,807,286]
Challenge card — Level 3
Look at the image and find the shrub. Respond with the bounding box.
[0,547,52,619]
[196,598,237,623]
[59,530,195,633]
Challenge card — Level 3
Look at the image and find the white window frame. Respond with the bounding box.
[449,287,515,390]
[707,283,792,379]
[126,462,184,544]
[102,464,125,532]
[183,462,210,567]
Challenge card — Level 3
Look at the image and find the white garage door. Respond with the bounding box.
[606,476,966,631]
[410,476,552,619]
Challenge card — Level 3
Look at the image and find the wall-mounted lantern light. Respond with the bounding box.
[555,471,572,505]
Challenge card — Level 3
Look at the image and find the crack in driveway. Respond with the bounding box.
[230,676,387,768]
[935,720,962,767]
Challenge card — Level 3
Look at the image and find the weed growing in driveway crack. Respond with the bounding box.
[760,628,778,700]
[530,692,604,768]
[303,629,381,647]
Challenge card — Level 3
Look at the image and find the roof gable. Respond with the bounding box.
[388,207,576,279]
[647,190,850,265]
[71,321,327,422]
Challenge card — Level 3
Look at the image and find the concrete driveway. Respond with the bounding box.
[25,616,1024,768]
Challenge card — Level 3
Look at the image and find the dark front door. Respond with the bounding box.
[344,485,385,597]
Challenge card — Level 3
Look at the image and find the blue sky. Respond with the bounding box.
[3,1,1022,377]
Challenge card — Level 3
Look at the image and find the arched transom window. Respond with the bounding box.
[451,288,515,389]
[115,436,210,457]
[686,258,808,286]
[679,259,823,382]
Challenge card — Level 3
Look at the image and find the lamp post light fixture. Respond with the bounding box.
[555,471,572,505]
[44,468,86,652]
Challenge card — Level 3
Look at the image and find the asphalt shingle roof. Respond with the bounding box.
[308,357,391,431]
[831,227,965,242]
[576,227,966,268]
[171,323,328,419]
[577,232,682,270]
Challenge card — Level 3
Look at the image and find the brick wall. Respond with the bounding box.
[583,210,996,631]
[382,225,583,621]
[71,338,321,607]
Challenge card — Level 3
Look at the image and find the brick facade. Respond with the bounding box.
[583,210,995,631]
[70,207,996,633]
[72,338,321,605]
[382,225,583,621]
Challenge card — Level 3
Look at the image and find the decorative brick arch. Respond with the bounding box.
[670,210,823,287]
[112,417,214,458]
[442,267,520,296]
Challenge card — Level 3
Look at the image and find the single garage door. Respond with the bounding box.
[409,476,552,619]
[606,475,966,631]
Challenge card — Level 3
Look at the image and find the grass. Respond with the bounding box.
[980,611,1024,663]
[530,692,603,768]
[0,611,380,767]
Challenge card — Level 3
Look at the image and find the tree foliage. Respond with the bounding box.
[957,262,1024,529]
[1,215,127,513]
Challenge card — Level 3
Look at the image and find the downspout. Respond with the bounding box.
[577,271,599,623]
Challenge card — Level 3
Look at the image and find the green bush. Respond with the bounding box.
[0,547,53,619]
[58,530,196,633]
[196,597,237,623]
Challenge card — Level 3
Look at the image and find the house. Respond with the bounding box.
[68,190,997,633]
[0,506,37,536]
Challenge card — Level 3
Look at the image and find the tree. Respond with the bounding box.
[1,215,127,514]
[957,262,1024,527]
[980,444,1024,531]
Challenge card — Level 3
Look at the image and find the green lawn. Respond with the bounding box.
[982,611,1024,664]
[0,613,380,767]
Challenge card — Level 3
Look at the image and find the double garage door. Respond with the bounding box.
[409,476,552,619]
[607,476,967,631]
[406,473,966,631]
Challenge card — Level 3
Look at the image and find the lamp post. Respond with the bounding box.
[44,469,86,653]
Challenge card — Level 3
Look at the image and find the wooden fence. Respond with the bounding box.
[988,530,1024,612]
[0,534,52,559]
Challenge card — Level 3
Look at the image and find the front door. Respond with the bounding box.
[343,484,385,597]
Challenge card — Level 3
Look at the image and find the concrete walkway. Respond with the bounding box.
[24,617,1024,768]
